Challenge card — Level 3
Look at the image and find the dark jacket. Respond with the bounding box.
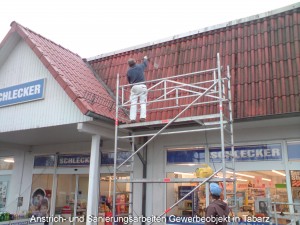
[205,199,230,225]
[127,59,148,84]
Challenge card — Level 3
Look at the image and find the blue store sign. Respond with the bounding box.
[34,155,55,167]
[0,79,46,107]
[101,151,132,165]
[58,154,90,167]
[33,153,132,167]
[209,144,282,162]
[167,149,205,164]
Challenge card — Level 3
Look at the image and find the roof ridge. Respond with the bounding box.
[11,21,82,59]
[87,2,300,61]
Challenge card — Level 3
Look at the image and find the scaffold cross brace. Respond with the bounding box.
[164,208,171,213]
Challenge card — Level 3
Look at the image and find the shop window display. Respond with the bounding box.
[291,170,300,213]
[99,174,130,222]
[166,170,287,219]
[293,189,300,213]
[0,158,13,211]
[0,178,9,211]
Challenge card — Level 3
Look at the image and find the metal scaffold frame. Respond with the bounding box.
[112,53,237,223]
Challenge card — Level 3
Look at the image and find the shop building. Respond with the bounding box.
[88,2,300,222]
[0,21,121,223]
[0,2,299,225]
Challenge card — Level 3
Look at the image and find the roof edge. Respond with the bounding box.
[9,22,96,117]
[234,112,300,123]
[87,2,300,61]
[85,111,114,123]
[10,21,83,59]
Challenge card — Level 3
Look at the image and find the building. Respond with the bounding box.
[0,2,299,225]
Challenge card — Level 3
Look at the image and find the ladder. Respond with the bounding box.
[112,53,237,222]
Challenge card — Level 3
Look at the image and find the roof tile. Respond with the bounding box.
[89,7,300,121]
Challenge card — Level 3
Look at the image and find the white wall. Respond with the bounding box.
[0,40,92,133]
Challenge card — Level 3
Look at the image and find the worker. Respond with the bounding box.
[205,183,230,225]
[126,56,148,123]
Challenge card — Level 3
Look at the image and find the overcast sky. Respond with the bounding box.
[1,0,299,58]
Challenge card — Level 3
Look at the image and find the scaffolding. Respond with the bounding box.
[112,53,237,222]
[265,188,300,225]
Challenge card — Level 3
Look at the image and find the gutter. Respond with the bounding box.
[85,111,114,124]
[234,112,300,123]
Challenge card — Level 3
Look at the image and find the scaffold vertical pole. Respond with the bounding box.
[129,135,135,217]
[227,65,237,215]
[112,73,120,223]
[217,53,227,199]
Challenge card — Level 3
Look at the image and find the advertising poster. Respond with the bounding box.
[0,181,8,209]
[30,188,50,217]
[290,170,300,187]
[254,176,263,188]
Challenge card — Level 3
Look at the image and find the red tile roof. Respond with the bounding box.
[88,6,300,121]
[0,21,118,121]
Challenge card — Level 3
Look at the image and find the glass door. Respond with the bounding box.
[55,174,76,219]
[76,175,88,221]
[54,174,89,225]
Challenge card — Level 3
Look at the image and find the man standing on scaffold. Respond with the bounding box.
[126,56,148,123]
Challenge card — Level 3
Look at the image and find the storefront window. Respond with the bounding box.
[0,157,14,170]
[166,170,287,218]
[290,170,300,213]
[0,157,14,210]
[287,142,300,213]
[166,172,205,217]
[30,174,53,217]
[99,174,130,216]
[54,174,88,220]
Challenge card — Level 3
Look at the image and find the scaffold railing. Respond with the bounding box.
[112,53,237,222]
[270,202,300,225]
[118,66,231,126]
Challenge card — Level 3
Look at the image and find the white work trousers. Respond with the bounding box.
[130,84,147,120]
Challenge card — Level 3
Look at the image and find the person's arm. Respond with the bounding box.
[127,72,131,84]
[205,206,216,225]
[142,56,148,68]
[225,204,230,216]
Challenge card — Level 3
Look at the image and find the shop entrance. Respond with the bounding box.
[54,174,88,225]
[30,173,88,225]
[30,153,131,224]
